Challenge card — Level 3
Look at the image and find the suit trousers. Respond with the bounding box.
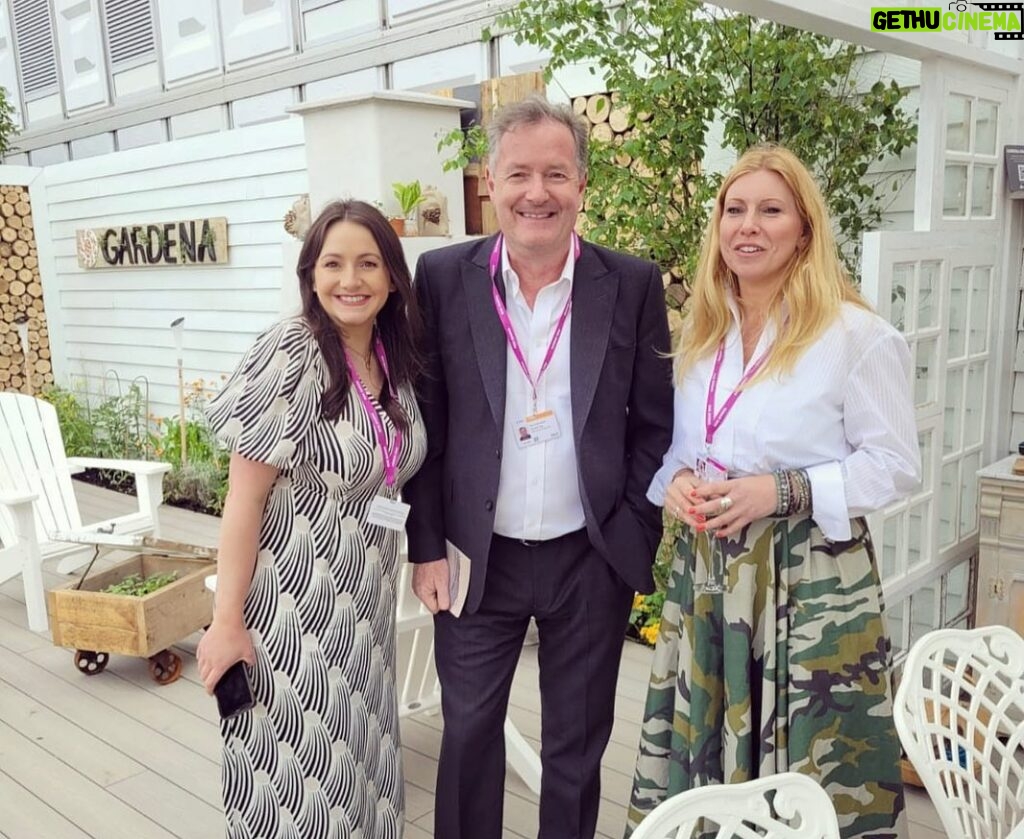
[432,529,634,839]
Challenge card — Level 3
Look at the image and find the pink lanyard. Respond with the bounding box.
[704,338,773,448]
[345,336,402,488]
[488,232,581,409]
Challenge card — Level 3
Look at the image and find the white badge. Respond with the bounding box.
[696,451,728,484]
[367,495,410,531]
[512,409,561,449]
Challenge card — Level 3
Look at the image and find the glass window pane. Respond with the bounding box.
[918,429,933,492]
[918,260,940,329]
[885,598,907,659]
[939,460,959,549]
[943,366,964,455]
[971,164,995,216]
[943,164,968,217]
[907,501,927,571]
[963,361,986,448]
[915,338,939,409]
[974,99,998,155]
[891,262,912,332]
[945,94,971,152]
[959,450,981,536]
[910,584,937,648]
[943,560,970,623]
[881,514,899,581]
[969,267,991,354]
[948,267,969,359]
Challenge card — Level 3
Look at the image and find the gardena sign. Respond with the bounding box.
[75,217,228,269]
[871,3,1023,38]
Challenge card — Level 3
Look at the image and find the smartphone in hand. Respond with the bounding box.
[214,660,254,720]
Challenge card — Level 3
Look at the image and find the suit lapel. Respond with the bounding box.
[462,239,507,432]
[570,245,616,444]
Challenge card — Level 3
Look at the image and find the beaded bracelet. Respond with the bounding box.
[774,468,813,516]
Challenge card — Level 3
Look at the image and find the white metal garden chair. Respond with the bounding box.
[0,392,170,633]
[894,625,1024,839]
[630,772,840,839]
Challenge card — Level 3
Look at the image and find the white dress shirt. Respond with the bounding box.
[493,242,586,540]
[648,299,921,540]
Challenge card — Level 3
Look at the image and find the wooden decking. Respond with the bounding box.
[0,481,945,838]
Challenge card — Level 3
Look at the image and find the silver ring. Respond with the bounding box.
[720,496,733,512]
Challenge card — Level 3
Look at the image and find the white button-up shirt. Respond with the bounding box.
[648,299,921,540]
[493,242,586,540]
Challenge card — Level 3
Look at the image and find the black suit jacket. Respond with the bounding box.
[404,235,673,614]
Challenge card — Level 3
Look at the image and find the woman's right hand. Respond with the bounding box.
[664,468,706,531]
[196,616,255,695]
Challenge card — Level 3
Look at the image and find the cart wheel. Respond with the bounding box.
[74,650,109,676]
[148,650,183,686]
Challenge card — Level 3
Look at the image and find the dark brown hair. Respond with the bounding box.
[297,200,422,429]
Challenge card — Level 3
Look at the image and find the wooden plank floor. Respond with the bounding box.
[0,482,945,838]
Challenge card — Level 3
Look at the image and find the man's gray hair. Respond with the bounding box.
[486,95,589,181]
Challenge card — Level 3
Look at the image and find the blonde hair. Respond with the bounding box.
[676,144,868,384]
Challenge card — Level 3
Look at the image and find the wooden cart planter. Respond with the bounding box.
[46,534,216,685]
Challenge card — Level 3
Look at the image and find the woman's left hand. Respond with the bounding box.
[690,474,777,538]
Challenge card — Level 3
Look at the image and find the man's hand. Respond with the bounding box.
[412,559,451,614]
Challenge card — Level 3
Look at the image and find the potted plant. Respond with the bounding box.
[390,180,424,236]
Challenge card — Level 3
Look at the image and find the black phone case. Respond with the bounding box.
[214,660,254,720]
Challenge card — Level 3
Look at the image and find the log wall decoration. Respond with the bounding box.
[0,184,53,394]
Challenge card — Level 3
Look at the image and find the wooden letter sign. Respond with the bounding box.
[76,217,229,268]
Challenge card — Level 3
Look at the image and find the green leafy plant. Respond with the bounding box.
[437,123,490,172]
[0,85,19,159]
[102,571,178,596]
[392,180,424,217]
[490,0,916,302]
[40,384,95,457]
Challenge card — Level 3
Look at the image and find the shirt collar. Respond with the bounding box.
[501,238,576,304]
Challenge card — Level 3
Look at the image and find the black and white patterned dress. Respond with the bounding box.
[207,318,426,839]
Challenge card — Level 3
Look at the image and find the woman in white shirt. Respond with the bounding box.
[625,145,919,839]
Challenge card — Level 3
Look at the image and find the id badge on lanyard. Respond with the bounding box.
[491,233,579,447]
[702,338,773,483]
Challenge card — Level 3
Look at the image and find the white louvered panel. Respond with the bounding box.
[54,0,109,111]
[156,0,222,86]
[103,0,155,68]
[0,2,23,126]
[11,0,58,96]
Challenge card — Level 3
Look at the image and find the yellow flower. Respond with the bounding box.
[639,622,660,645]
[632,594,646,610]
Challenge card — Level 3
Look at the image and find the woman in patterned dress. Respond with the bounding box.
[626,146,920,839]
[196,200,426,839]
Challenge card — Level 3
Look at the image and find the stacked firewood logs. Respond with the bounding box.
[0,184,52,394]
[572,91,687,325]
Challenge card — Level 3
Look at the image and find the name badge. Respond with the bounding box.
[513,409,561,449]
[696,452,728,484]
[367,495,410,531]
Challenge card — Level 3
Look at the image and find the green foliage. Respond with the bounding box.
[437,123,490,172]
[0,86,19,159]
[44,377,229,517]
[492,0,917,294]
[40,385,94,457]
[102,571,178,596]
[91,382,150,460]
[392,180,424,216]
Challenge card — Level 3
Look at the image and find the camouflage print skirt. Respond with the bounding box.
[626,515,907,839]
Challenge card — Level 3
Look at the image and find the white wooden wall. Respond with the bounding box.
[33,118,308,419]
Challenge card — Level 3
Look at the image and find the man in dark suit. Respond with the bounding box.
[403,96,673,839]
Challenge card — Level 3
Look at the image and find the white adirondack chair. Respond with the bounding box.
[0,392,171,633]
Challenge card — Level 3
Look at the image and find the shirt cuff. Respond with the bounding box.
[805,461,851,541]
[646,458,680,506]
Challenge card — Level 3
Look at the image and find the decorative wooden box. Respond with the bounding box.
[46,535,216,683]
